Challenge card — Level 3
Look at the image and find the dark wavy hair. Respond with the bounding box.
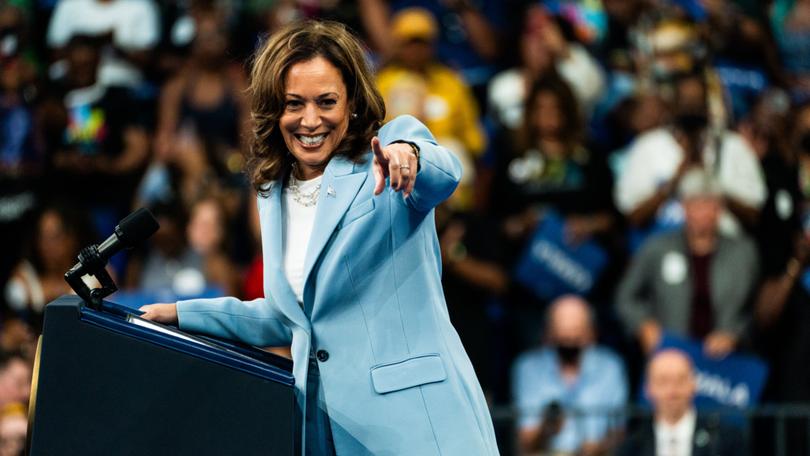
[521,75,583,152]
[246,20,386,193]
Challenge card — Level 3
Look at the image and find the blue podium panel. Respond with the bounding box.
[28,296,300,456]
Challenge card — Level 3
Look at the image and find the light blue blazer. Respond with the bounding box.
[176,116,499,455]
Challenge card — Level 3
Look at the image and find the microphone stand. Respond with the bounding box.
[64,244,118,310]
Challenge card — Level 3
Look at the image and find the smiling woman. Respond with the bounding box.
[245,20,386,188]
[279,57,351,179]
[139,20,498,456]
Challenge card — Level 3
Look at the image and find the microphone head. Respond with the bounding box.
[115,208,160,247]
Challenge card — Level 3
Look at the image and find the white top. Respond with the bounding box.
[654,408,697,456]
[614,127,766,235]
[281,174,322,305]
[47,0,160,87]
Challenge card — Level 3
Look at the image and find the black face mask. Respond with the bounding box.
[555,344,582,366]
[674,112,709,134]
[799,131,810,155]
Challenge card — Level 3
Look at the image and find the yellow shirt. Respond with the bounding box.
[377,63,486,211]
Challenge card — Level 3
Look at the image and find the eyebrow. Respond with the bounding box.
[285,92,340,99]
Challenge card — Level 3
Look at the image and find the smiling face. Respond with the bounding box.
[280,56,350,179]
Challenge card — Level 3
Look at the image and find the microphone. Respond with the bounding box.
[93,208,160,268]
[65,208,159,308]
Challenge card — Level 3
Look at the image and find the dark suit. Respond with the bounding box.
[616,414,744,456]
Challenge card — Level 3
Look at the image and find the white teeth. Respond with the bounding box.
[297,134,326,146]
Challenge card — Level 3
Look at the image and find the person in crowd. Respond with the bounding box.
[0,402,27,456]
[512,295,627,456]
[46,0,160,88]
[0,352,30,410]
[39,35,150,239]
[376,7,486,212]
[140,20,498,454]
[125,200,226,300]
[598,0,650,72]
[488,75,616,245]
[0,4,42,304]
[616,168,759,358]
[152,10,251,198]
[615,70,766,237]
[738,89,799,281]
[0,4,38,175]
[700,0,785,121]
[617,349,743,456]
[752,102,810,430]
[4,204,96,331]
[438,202,509,399]
[360,0,506,103]
[770,0,810,101]
[484,74,618,351]
[185,196,241,296]
[488,4,605,131]
[602,92,670,176]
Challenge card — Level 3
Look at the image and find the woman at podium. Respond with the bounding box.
[141,20,498,455]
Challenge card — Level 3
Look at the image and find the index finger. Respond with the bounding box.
[371,137,386,163]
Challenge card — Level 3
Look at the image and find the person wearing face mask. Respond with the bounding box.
[615,71,766,239]
[511,295,628,456]
[139,20,498,456]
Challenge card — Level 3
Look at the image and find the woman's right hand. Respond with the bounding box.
[139,303,178,325]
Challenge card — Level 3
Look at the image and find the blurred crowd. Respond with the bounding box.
[2,0,810,454]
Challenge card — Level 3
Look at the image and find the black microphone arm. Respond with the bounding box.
[65,208,160,309]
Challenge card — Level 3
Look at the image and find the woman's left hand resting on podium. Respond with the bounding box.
[139,304,178,325]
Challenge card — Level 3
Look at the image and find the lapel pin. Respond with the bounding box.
[327,185,336,197]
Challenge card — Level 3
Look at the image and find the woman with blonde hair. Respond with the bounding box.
[141,20,498,455]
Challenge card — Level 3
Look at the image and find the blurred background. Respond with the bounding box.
[2,0,810,454]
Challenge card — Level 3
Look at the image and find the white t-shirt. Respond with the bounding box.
[614,127,766,235]
[654,409,697,456]
[47,0,160,87]
[281,175,322,305]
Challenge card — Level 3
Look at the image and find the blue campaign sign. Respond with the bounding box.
[514,211,608,301]
[639,334,769,409]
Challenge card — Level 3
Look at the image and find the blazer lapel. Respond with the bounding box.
[302,156,368,299]
[260,182,310,330]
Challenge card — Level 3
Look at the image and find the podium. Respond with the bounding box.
[27,296,300,455]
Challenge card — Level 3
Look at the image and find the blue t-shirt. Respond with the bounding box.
[512,345,628,452]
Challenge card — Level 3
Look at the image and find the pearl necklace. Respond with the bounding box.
[288,166,321,207]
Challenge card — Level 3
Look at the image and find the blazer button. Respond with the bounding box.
[316,350,329,362]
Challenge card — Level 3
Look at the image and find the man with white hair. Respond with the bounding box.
[617,167,759,358]
[512,295,627,455]
[617,349,743,455]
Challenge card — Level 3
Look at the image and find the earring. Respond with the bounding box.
[351,112,358,119]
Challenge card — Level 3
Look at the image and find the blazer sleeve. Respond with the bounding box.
[378,115,462,212]
[176,297,293,347]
